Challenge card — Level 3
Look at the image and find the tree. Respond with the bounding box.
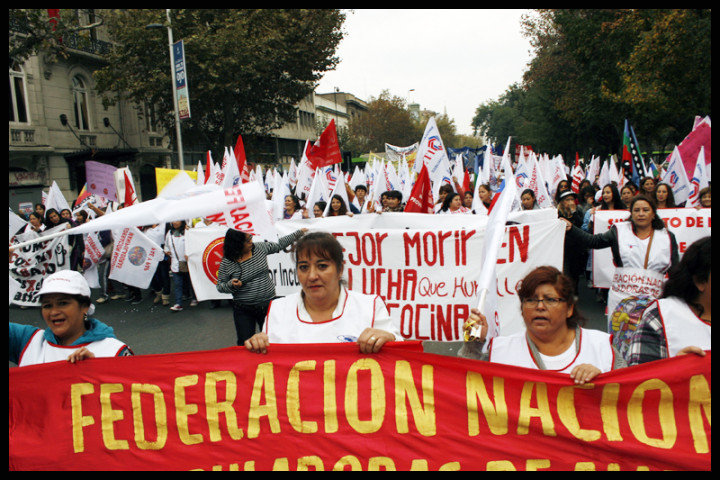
[93,9,345,153]
[346,90,420,154]
[473,9,711,161]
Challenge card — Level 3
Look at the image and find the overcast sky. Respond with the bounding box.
[316,9,535,137]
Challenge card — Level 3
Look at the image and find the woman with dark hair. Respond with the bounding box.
[43,208,65,229]
[9,270,132,366]
[244,232,399,354]
[654,182,677,209]
[599,183,626,211]
[627,237,710,365]
[640,176,656,197]
[520,189,539,211]
[326,194,352,217]
[563,195,679,330]
[283,195,303,220]
[217,227,306,345]
[459,266,624,384]
[438,192,470,214]
[16,212,46,235]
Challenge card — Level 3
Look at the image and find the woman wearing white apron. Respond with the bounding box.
[459,266,625,385]
[244,232,400,354]
[563,195,678,359]
[628,236,710,364]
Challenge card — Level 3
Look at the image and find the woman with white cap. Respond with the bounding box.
[9,270,133,366]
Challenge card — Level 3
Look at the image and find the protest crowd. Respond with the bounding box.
[9,117,711,471]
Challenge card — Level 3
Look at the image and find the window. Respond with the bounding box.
[72,75,90,130]
[9,61,29,123]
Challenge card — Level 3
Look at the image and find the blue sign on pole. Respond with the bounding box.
[173,40,191,120]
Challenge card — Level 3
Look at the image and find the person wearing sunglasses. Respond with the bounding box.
[459,266,625,384]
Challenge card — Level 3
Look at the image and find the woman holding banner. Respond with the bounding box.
[563,195,679,357]
[9,270,133,366]
[627,236,710,365]
[459,266,624,384]
[244,232,400,354]
[217,227,307,345]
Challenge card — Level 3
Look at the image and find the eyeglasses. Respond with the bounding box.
[521,297,567,308]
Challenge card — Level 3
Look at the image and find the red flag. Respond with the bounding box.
[204,151,212,184]
[307,119,342,168]
[233,135,250,183]
[404,164,434,213]
[123,170,137,206]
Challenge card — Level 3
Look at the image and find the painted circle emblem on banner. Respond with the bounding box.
[202,237,225,283]
[127,246,147,266]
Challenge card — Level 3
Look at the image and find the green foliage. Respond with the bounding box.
[472,9,711,160]
[93,9,345,152]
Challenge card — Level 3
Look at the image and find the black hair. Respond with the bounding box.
[661,237,711,310]
[223,229,251,261]
[629,195,665,230]
[292,231,345,274]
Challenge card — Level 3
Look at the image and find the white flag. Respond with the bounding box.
[45,181,71,214]
[686,146,709,208]
[415,117,451,186]
[322,171,351,217]
[661,146,692,205]
[472,157,518,344]
[108,227,163,289]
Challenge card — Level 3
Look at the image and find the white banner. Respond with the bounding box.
[186,210,565,340]
[9,224,71,306]
[592,207,712,288]
[186,226,231,301]
[108,228,163,289]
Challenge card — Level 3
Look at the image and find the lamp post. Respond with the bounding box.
[147,9,184,170]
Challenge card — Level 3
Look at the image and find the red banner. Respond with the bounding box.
[9,343,710,471]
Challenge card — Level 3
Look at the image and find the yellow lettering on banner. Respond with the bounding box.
[465,372,508,436]
[323,360,338,433]
[174,375,203,445]
[131,383,168,450]
[248,363,280,439]
[394,361,436,436]
[333,455,363,471]
[368,456,396,470]
[272,457,289,470]
[627,379,677,449]
[71,383,95,453]
[525,459,551,470]
[297,455,325,470]
[557,385,601,442]
[600,383,623,441]
[100,383,129,450]
[486,460,516,471]
[687,374,711,454]
[517,382,555,437]
[287,360,318,434]
[345,359,385,434]
[205,371,243,442]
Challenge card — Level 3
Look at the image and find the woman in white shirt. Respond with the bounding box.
[459,266,625,384]
[244,232,399,354]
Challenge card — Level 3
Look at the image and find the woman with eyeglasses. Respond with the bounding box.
[459,266,625,384]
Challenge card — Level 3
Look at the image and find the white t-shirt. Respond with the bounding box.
[265,287,400,343]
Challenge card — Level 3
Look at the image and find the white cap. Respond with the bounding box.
[37,270,96,316]
[38,270,91,298]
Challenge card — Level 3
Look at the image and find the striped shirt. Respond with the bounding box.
[216,230,304,305]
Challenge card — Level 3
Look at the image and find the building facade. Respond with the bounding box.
[9,10,367,214]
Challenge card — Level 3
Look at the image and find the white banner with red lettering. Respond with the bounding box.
[592,208,711,288]
[186,210,565,340]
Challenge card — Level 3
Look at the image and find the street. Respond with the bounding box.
[9,273,608,366]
